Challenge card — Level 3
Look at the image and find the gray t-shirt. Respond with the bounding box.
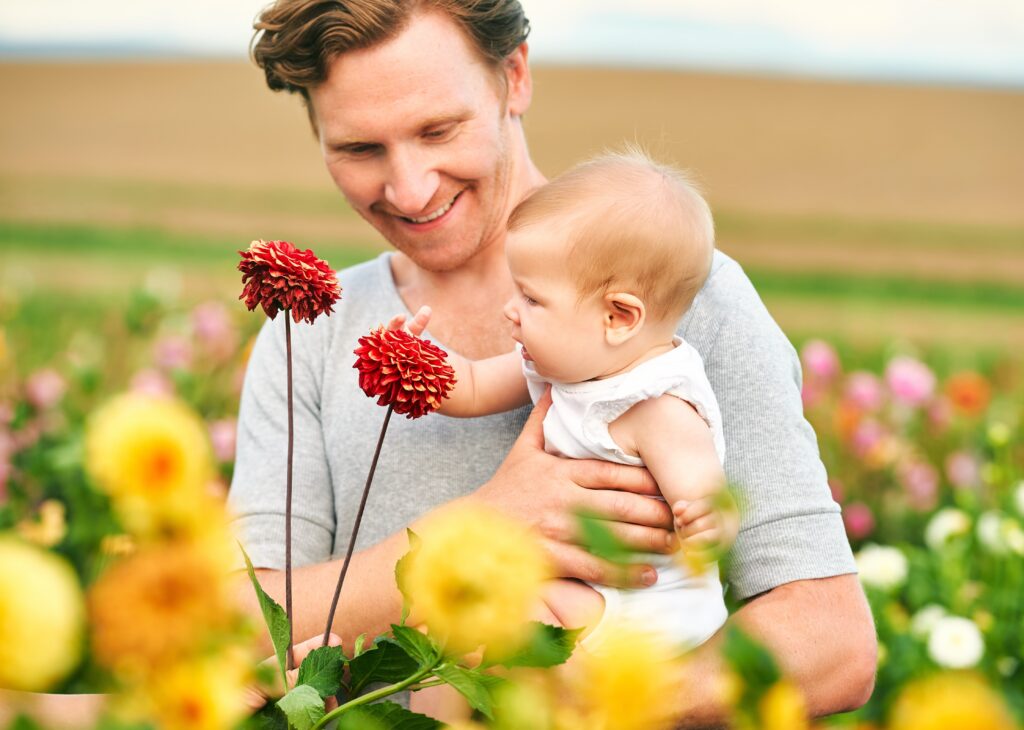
[229,250,855,602]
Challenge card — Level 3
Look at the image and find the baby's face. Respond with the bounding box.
[502,227,612,383]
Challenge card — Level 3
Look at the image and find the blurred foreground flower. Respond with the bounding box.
[758,679,808,730]
[398,503,550,658]
[0,536,85,691]
[923,507,970,551]
[565,621,686,730]
[89,538,235,677]
[944,371,991,416]
[85,393,215,538]
[238,239,341,325]
[354,326,456,419]
[888,672,1016,730]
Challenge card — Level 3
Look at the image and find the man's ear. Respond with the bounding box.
[505,42,532,117]
[603,292,646,346]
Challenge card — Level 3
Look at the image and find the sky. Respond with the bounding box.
[1,0,1022,87]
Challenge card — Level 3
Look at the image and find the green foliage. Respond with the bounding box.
[433,664,495,719]
[348,638,421,696]
[296,645,346,699]
[334,702,441,730]
[391,624,439,667]
[276,685,325,730]
[493,623,581,669]
[241,546,292,690]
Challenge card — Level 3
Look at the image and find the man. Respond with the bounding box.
[229,0,876,723]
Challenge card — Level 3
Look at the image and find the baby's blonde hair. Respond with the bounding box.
[508,149,715,324]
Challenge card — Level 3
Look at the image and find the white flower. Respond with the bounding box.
[928,616,984,669]
[910,604,947,638]
[1014,481,1024,517]
[1007,521,1024,556]
[977,511,1007,554]
[924,508,971,551]
[855,544,908,591]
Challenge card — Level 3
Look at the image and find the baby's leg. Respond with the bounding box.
[410,583,601,722]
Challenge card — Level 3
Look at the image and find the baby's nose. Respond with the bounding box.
[502,298,519,324]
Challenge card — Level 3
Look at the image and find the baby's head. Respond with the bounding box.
[503,150,715,382]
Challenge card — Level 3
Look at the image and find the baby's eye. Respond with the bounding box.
[523,295,538,306]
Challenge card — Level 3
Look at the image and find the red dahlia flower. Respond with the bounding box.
[238,240,341,325]
[354,327,456,419]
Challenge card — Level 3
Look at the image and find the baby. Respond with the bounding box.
[401,151,735,715]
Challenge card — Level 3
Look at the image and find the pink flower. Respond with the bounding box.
[801,340,841,383]
[130,369,175,398]
[844,372,884,412]
[946,450,981,490]
[153,335,192,371]
[885,356,935,407]
[900,459,939,511]
[25,369,66,411]
[852,419,886,456]
[208,418,237,463]
[843,502,875,539]
[191,301,239,361]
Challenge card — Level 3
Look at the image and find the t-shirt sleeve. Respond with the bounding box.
[694,262,856,601]
[227,315,337,570]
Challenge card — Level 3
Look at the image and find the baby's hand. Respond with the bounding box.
[672,492,739,558]
[386,305,432,337]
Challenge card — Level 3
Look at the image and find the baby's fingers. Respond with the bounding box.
[406,305,432,336]
[386,314,407,331]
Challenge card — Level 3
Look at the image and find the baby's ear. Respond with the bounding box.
[603,292,646,345]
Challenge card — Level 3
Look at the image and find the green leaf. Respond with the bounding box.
[495,623,581,668]
[243,703,288,730]
[432,664,494,719]
[297,644,346,699]
[276,685,325,730]
[390,624,438,667]
[241,544,292,688]
[335,702,441,730]
[395,528,421,624]
[353,633,368,657]
[575,511,634,564]
[348,638,420,696]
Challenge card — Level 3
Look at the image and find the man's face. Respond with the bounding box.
[309,11,530,273]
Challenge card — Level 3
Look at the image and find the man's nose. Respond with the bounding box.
[383,147,440,216]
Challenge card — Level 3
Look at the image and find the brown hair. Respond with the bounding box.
[251,0,529,113]
[508,150,715,324]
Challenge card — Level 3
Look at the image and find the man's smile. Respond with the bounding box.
[396,190,464,225]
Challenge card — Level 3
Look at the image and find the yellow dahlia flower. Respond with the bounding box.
[131,650,253,730]
[85,393,214,537]
[888,672,1017,730]
[0,536,85,691]
[566,621,685,730]
[758,679,808,730]
[89,539,235,676]
[399,503,550,659]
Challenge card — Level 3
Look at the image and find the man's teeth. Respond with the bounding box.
[405,196,456,224]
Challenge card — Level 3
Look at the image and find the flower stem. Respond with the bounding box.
[322,404,395,645]
[285,314,295,671]
[311,662,436,730]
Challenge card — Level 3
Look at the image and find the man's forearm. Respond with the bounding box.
[678,574,878,728]
[236,529,413,653]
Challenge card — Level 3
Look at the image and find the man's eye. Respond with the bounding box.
[424,126,455,141]
[340,144,378,157]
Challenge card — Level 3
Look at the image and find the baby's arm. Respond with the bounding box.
[387,307,530,417]
[609,396,737,554]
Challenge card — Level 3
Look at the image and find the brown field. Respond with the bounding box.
[1,61,1022,348]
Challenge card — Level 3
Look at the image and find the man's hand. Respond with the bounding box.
[244,633,344,711]
[470,390,674,588]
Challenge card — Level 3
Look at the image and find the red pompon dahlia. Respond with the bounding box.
[238,240,341,325]
[354,327,456,419]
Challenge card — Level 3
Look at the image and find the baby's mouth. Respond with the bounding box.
[520,345,533,362]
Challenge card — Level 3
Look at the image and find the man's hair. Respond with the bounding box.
[508,150,716,325]
[251,0,529,111]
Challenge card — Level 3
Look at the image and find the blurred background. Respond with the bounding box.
[1,1,1023,725]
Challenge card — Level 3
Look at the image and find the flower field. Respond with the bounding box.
[1,263,1022,728]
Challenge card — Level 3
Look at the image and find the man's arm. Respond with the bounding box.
[676,575,877,727]
[237,393,677,652]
